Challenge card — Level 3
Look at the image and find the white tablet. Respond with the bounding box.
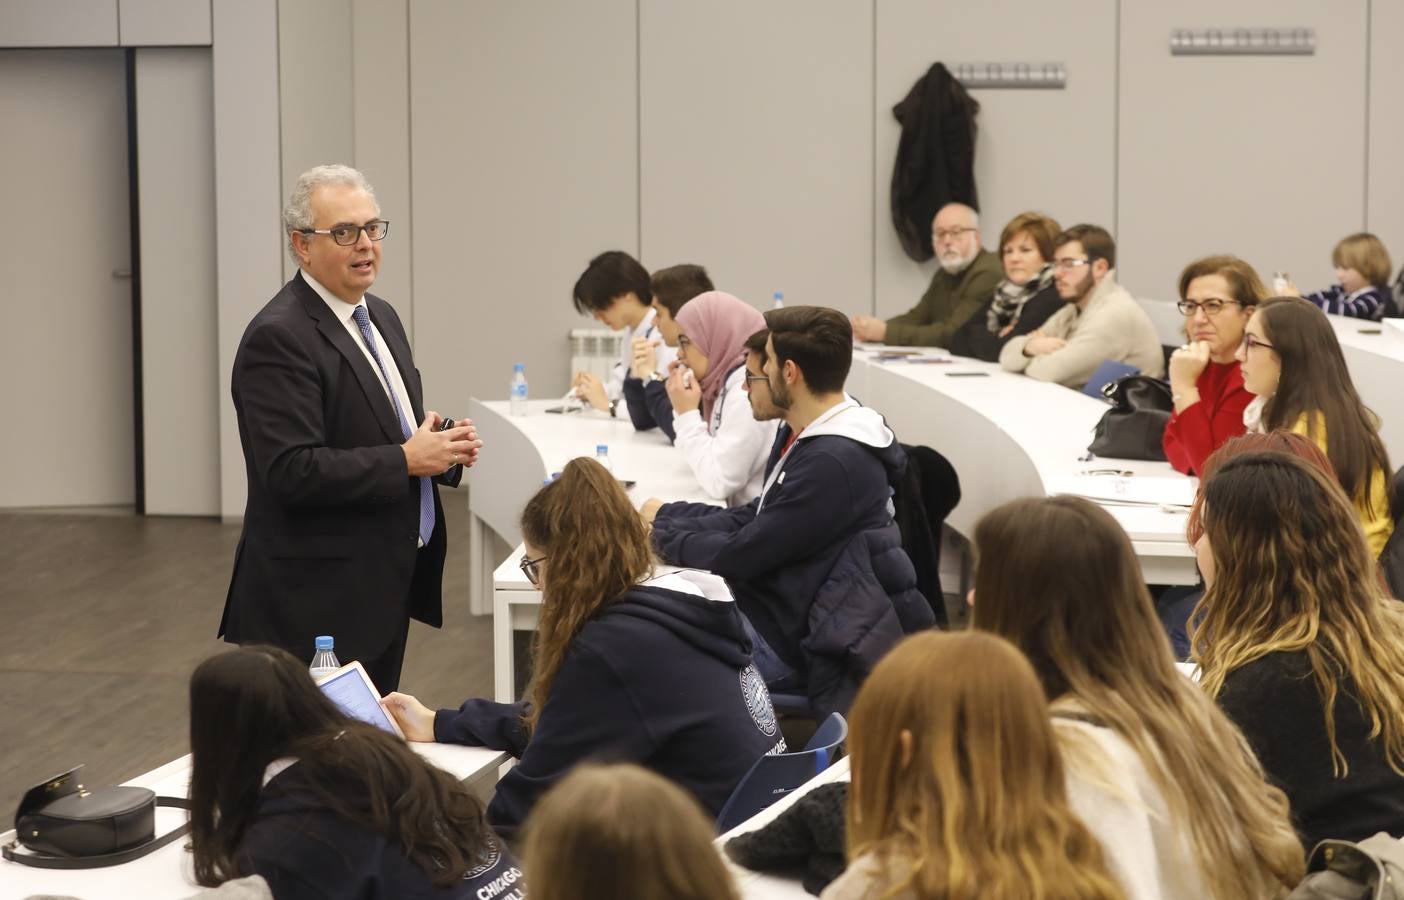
[315,660,406,739]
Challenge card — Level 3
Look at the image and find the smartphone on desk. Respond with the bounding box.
[618,479,638,490]
[544,406,583,415]
[944,371,990,377]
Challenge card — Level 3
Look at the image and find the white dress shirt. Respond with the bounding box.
[607,307,673,400]
[303,270,419,432]
[672,364,778,506]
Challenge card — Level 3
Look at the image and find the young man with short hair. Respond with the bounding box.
[571,250,673,426]
[642,307,933,717]
[619,263,716,441]
[999,224,1164,388]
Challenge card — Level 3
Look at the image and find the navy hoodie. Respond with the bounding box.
[434,575,785,837]
[650,399,933,713]
[237,763,525,899]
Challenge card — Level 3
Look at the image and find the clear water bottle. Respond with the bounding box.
[594,444,614,475]
[309,635,341,681]
[1272,271,1290,295]
[772,291,785,309]
[509,363,529,416]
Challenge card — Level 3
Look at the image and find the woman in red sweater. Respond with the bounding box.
[1162,256,1267,474]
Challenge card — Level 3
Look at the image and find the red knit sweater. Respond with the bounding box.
[1162,361,1252,475]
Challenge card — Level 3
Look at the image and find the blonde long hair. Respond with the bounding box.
[519,458,653,734]
[972,496,1304,899]
[522,763,739,900]
[846,631,1125,900]
[1194,450,1404,776]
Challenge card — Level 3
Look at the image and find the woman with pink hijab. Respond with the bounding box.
[669,291,780,506]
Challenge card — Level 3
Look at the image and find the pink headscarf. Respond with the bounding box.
[674,291,767,424]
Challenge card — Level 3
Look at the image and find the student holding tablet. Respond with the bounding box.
[187,646,521,898]
[382,458,782,837]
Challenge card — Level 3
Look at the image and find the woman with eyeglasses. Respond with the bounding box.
[1237,297,1394,556]
[382,457,783,838]
[1162,255,1266,475]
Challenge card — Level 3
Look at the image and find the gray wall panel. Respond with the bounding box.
[120,0,212,45]
[0,0,117,47]
[0,49,132,507]
[350,0,413,338]
[1117,1,1368,302]
[213,0,283,519]
[1368,0,1404,259]
[136,48,219,516]
[409,0,639,412]
[639,0,873,315]
[873,0,1117,318]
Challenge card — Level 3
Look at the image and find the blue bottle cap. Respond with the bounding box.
[513,363,525,371]
[596,444,608,454]
[315,635,334,651]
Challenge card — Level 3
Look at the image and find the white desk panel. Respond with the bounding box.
[1329,316,1404,467]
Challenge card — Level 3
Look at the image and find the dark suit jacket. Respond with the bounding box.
[220,271,460,663]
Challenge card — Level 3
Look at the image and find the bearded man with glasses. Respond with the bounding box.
[220,164,483,692]
[999,224,1164,389]
[851,202,1001,347]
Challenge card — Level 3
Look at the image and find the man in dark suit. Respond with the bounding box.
[220,164,482,691]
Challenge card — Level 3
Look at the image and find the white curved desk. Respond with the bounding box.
[1329,316,1404,466]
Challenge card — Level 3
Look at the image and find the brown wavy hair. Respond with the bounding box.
[847,631,1123,900]
[1187,431,1335,545]
[520,457,653,734]
[1193,450,1404,776]
[188,647,494,888]
[523,763,739,900]
[1333,232,1393,287]
[972,497,1304,899]
[1255,297,1391,520]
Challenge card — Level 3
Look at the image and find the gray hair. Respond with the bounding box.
[282,164,379,263]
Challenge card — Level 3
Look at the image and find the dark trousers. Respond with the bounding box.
[358,616,411,693]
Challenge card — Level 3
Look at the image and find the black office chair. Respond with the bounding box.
[893,444,960,628]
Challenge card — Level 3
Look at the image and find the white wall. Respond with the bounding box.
[136,47,219,516]
[874,0,1118,317]
[640,0,874,315]
[1117,0,1368,301]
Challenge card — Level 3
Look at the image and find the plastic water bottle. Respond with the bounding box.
[509,363,529,416]
[309,635,341,681]
[772,291,785,309]
[594,444,614,475]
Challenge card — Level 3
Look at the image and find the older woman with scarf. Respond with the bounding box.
[667,291,779,506]
[948,212,1063,362]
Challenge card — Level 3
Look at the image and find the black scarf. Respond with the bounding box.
[987,263,1054,333]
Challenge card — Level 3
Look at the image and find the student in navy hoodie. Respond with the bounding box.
[187,646,522,899]
[383,458,784,839]
[642,306,933,718]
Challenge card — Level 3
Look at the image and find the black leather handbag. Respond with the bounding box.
[1,766,191,869]
[1087,375,1174,461]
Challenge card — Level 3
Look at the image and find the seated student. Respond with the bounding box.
[644,306,933,716]
[972,497,1304,899]
[1192,450,1404,848]
[382,458,782,838]
[570,250,672,424]
[1163,255,1266,474]
[850,202,1002,346]
[523,763,739,900]
[186,646,520,898]
[623,263,716,440]
[1000,225,1164,388]
[825,631,1123,900]
[666,291,778,505]
[947,211,1064,362]
[1287,232,1396,320]
[1239,297,1394,556]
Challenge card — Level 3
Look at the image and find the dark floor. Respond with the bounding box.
[0,501,493,807]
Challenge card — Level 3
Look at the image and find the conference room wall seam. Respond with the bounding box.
[1363,0,1372,232]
